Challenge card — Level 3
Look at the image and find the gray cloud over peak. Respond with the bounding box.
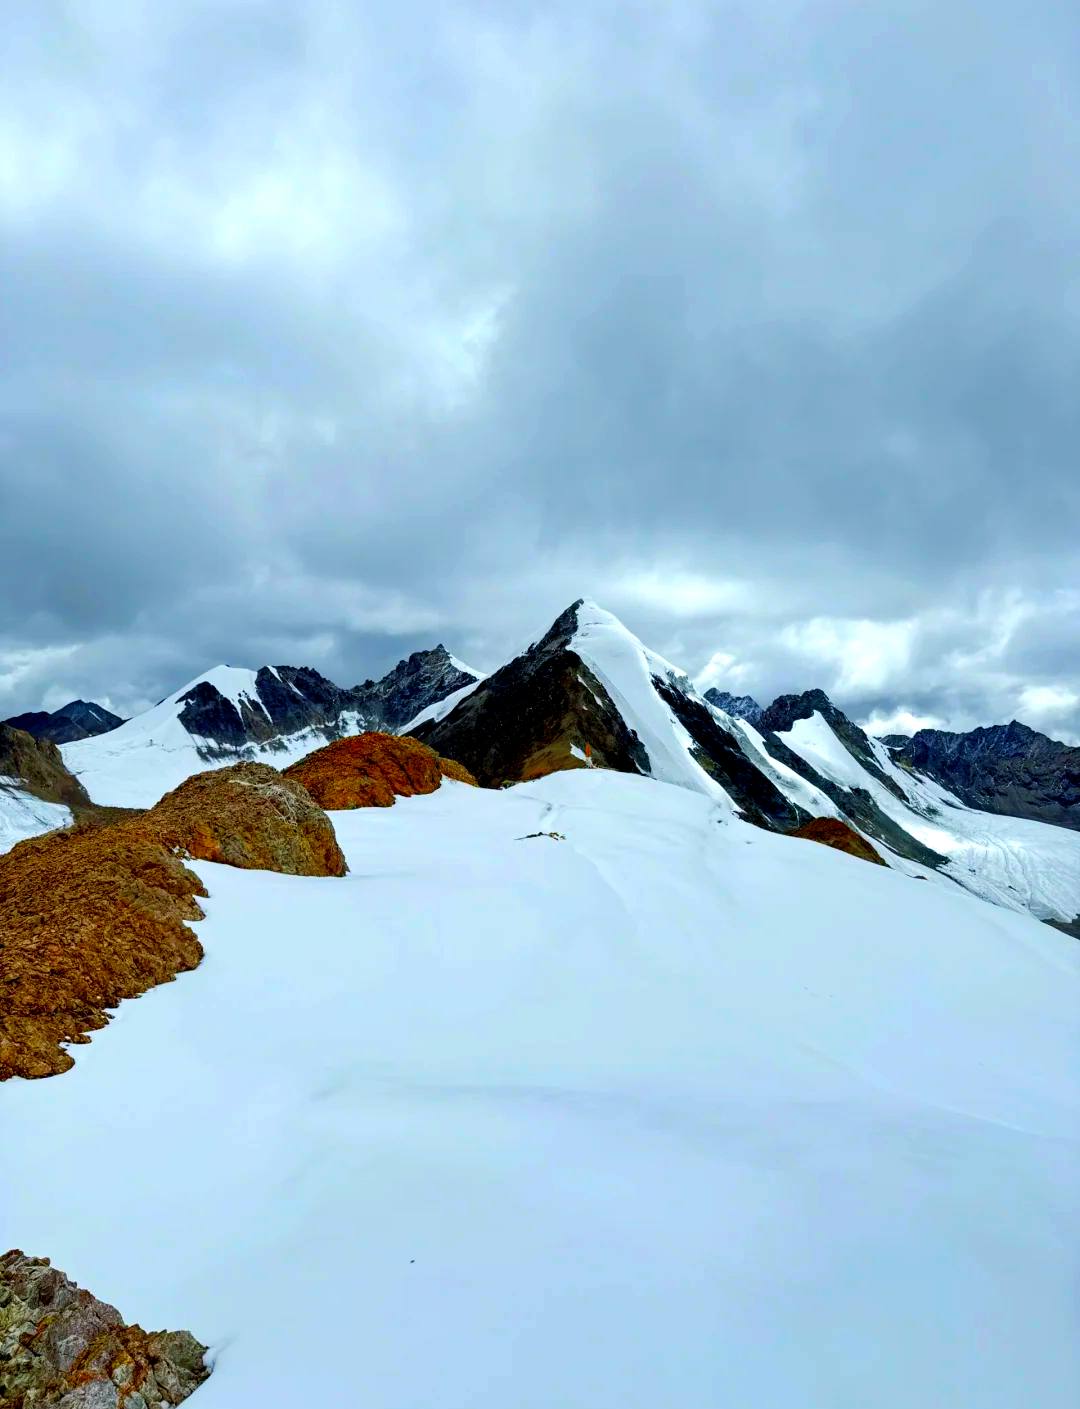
[1,0,1078,744]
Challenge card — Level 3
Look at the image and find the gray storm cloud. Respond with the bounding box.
[1,0,1077,741]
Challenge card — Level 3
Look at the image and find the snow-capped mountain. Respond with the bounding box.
[411,600,1080,932]
[61,649,482,808]
[3,699,125,745]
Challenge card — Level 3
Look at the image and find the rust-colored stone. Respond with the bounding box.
[284,732,448,809]
[436,756,479,787]
[0,762,345,1081]
[787,816,887,866]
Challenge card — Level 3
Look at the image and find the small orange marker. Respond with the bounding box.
[585,743,592,758]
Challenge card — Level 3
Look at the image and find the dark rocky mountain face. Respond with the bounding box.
[409,603,652,786]
[3,699,124,745]
[352,646,479,729]
[883,721,1080,831]
[704,690,765,727]
[173,650,481,756]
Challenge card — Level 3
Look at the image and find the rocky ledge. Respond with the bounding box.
[0,1251,209,1408]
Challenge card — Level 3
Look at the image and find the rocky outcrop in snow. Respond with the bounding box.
[0,1250,210,1407]
[284,732,459,809]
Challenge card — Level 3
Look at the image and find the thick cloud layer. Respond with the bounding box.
[2,1,1078,741]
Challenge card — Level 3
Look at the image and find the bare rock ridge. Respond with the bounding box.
[703,690,765,727]
[0,725,92,813]
[353,646,480,729]
[882,721,1080,832]
[0,762,345,1081]
[0,1250,209,1407]
[2,700,124,745]
[173,649,480,757]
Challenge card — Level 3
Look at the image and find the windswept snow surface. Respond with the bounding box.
[60,667,358,809]
[0,786,71,854]
[779,712,1080,924]
[3,771,1078,1408]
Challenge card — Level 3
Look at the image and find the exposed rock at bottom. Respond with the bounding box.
[787,816,887,866]
[0,1251,210,1407]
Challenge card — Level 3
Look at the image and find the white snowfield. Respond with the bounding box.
[2,771,1078,1408]
[0,783,72,854]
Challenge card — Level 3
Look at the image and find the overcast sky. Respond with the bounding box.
[1,0,1078,741]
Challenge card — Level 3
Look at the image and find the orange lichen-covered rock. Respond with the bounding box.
[284,732,447,810]
[145,761,347,878]
[0,761,346,1082]
[437,756,479,786]
[787,816,887,866]
[0,822,208,1081]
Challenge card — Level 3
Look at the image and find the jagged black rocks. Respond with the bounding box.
[883,722,1080,832]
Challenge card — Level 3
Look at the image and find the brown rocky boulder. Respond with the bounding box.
[145,762,346,877]
[787,816,887,866]
[0,1250,210,1407]
[1,762,346,1081]
[284,732,476,809]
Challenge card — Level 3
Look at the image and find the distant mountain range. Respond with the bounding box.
[3,601,1077,935]
[3,699,125,744]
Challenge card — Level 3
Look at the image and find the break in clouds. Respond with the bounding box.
[1,0,1078,741]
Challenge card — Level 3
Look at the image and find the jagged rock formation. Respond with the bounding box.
[119,652,483,763]
[284,733,469,809]
[352,646,481,730]
[2,700,124,745]
[703,690,765,727]
[0,762,344,1080]
[409,603,654,787]
[882,721,1080,832]
[788,816,887,866]
[0,1250,209,1407]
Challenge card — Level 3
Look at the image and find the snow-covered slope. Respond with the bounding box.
[0,786,72,854]
[3,771,1077,1407]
